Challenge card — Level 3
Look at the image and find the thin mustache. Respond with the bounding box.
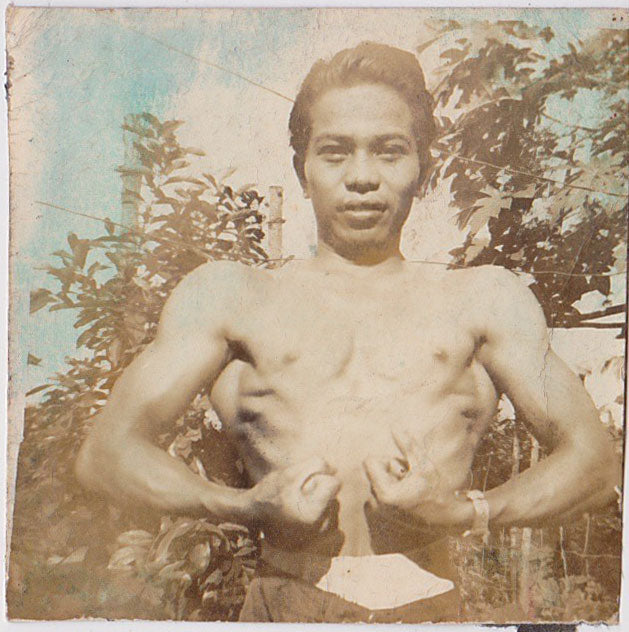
[340,201,388,212]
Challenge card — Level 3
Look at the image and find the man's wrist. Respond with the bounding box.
[461,494,477,528]
[237,486,262,526]
[448,493,476,528]
[198,483,257,527]
[407,494,475,529]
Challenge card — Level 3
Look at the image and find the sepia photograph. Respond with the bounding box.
[5,7,628,624]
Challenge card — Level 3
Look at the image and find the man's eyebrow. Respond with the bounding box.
[312,134,352,144]
[312,133,413,144]
[372,134,413,144]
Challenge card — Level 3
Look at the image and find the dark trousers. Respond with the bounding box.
[239,573,461,623]
[239,539,462,623]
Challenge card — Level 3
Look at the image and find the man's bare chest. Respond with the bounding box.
[228,280,479,397]
[209,271,497,484]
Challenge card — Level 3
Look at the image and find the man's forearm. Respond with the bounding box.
[484,444,618,528]
[402,443,617,534]
[76,430,253,524]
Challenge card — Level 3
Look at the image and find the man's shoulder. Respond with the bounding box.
[163,260,261,327]
[182,259,255,288]
[427,263,542,322]
[414,263,521,297]
[450,265,547,337]
[452,264,523,292]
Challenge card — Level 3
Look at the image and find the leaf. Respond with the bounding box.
[158,560,185,580]
[48,303,72,312]
[202,568,223,588]
[108,545,145,570]
[27,353,42,366]
[29,288,55,314]
[161,120,184,135]
[121,121,148,137]
[76,328,95,349]
[165,176,205,186]
[218,522,249,534]
[188,542,212,573]
[184,146,206,156]
[416,35,444,55]
[52,249,73,264]
[87,261,109,276]
[140,112,161,128]
[234,546,256,558]
[104,218,116,235]
[203,173,218,189]
[441,47,467,64]
[201,589,218,605]
[169,159,190,172]
[67,233,90,268]
[107,338,124,367]
[122,188,144,202]
[115,165,152,177]
[26,383,49,397]
[116,529,154,547]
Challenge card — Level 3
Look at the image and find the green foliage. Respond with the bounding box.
[459,398,623,622]
[455,527,620,623]
[426,24,627,614]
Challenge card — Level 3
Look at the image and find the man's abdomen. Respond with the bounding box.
[217,373,493,556]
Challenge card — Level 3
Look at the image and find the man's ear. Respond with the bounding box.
[415,177,426,200]
[417,152,435,199]
[416,158,434,198]
[293,155,310,199]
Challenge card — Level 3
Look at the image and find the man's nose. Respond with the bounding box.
[344,153,380,194]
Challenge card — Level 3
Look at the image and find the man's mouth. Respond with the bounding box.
[339,201,388,228]
[341,201,388,213]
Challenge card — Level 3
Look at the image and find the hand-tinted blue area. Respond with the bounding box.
[20,9,310,388]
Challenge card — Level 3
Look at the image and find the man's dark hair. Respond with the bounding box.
[289,41,437,188]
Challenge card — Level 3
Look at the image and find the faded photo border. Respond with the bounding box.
[3,1,628,630]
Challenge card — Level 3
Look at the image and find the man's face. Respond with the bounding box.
[302,83,421,261]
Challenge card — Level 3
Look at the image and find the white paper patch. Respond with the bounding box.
[314,553,455,610]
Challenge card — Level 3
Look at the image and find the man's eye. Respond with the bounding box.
[379,146,407,161]
[319,146,347,161]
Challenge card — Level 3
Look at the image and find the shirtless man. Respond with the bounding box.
[75,43,619,623]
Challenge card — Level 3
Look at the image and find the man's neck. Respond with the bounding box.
[312,241,405,277]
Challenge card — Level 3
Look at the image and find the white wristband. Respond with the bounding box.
[462,490,490,543]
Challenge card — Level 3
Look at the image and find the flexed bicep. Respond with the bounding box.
[471,266,618,525]
[75,262,250,509]
[105,327,230,440]
[98,263,240,440]
[477,267,600,450]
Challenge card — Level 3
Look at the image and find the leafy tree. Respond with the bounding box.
[10,114,266,620]
[422,21,627,332]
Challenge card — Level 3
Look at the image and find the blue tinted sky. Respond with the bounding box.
[8,8,625,395]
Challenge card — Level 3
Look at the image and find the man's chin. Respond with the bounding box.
[330,227,396,259]
[341,210,386,231]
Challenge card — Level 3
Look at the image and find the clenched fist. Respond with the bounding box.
[246,457,341,545]
[363,428,471,528]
